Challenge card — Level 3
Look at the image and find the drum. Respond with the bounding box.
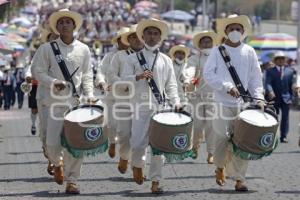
[149,110,194,162]
[232,106,279,160]
[62,104,108,158]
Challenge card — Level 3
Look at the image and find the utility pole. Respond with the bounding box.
[202,0,207,29]
[297,0,300,72]
[276,0,280,33]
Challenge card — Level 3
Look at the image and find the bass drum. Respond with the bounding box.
[232,106,279,160]
[62,104,108,158]
[149,109,194,162]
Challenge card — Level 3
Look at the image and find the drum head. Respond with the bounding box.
[152,110,192,126]
[239,109,277,127]
[65,105,104,123]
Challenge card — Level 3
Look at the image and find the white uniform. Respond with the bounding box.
[95,50,118,144]
[203,43,263,182]
[25,64,48,151]
[185,53,216,154]
[32,38,94,184]
[108,49,135,161]
[172,61,188,104]
[121,48,180,181]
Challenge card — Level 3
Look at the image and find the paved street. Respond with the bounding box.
[0,100,300,200]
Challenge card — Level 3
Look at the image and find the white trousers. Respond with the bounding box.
[130,109,164,181]
[213,105,248,182]
[46,105,83,184]
[188,95,216,154]
[104,99,117,144]
[115,108,132,160]
[37,100,48,149]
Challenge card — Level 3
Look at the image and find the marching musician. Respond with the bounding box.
[203,14,264,191]
[32,9,95,194]
[121,18,181,194]
[29,28,59,176]
[168,44,190,104]
[185,31,218,163]
[95,27,129,158]
[108,24,144,174]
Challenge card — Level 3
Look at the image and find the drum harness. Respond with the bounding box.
[50,41,80,99]
[218,45,276,104]
[136,50,166,107]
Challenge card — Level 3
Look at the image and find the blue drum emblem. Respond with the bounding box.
[172,134,188,150]
[85,127,102,142]
[260,133,274,149]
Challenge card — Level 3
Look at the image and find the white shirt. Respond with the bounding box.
[95,49,117,85]
[172,61,188,103]
[186,53,213,94]
[108,49,135,98]
[203,43,263,107]
[32,37,93,105]
[121,48,180,110]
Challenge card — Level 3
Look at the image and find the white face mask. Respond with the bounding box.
[145,43,161,52]
[228,30,242,43]
[200,48,212,56]
[175,58,185,64]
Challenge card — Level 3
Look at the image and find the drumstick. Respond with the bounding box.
[239,94,274,105]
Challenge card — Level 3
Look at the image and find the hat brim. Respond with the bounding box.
[169,45,190,60]
[40,28,51,43]
[120,31,136,46]
[136,19,169,44]
[111,27,130,44]
[192,31,218,49]
[216,15,251,40]
[49,10,83,35]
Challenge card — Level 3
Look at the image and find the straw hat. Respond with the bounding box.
[111,26,130,44]
[273,51,286,60]
[120,24,138,46]
[192,31,218,49]
[169,45,190,60]
[3,65,11,71]
[49,8,83,35]
[40,28,52,43]
[216,14,252,40]
[136,18,169,43]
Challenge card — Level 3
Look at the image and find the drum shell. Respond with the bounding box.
[149,112,193,154]
[233,112,279,155]
[63,106,107,150]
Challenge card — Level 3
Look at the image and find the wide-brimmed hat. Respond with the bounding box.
[192,31,218,49]
[120,24,138,46]
[3,65,11,71]
[216,14,252,40]
[16,63,24,68]
[111,26,130,44]
[136,18,169,43]
[273,51,286,60]
[40,28,52,43]
[169,44,190,60]
[49,8,83,35]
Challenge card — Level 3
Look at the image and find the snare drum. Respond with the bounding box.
[62,104,108,158]
[149,110,194,162]
[232,106,279,160]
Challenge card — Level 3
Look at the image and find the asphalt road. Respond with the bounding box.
[0,102,299,200]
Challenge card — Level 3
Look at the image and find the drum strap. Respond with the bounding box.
[218,45,252,102]
[50,41,79,98]
[136,51,165,105]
